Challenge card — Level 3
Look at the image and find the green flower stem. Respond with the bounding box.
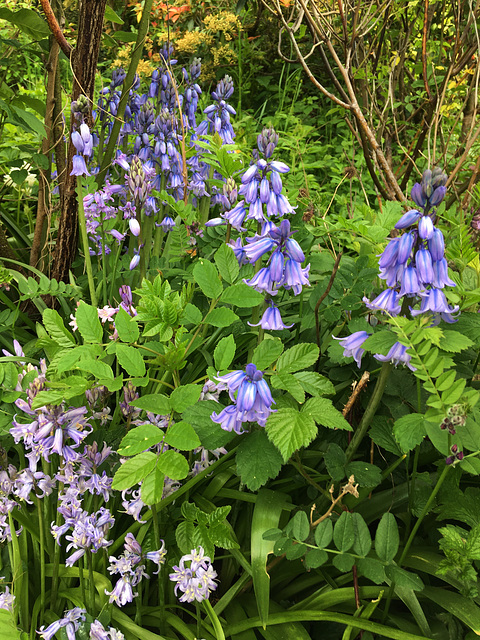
[50,482,64,609]
[76,177,97,308]
[36,496,46,618]
[382,463,452,623]
[345,362,392,462]
[79,555,86,609]
[87,551,95,614]
[203,599,225,640]
[95,0,155,188]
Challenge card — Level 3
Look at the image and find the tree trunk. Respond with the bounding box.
[51,0,107,284]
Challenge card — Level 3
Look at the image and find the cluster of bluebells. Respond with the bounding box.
[337,168,457,373]
[38,607,125,640]
[207,128,309,331]
[169,546,218,603]
[210,363,275,434]
[106,533,166,606]
[72,51,242,271]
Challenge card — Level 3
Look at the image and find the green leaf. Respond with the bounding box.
[170,384,202,412]
[141,465,165,505]
[214,335,236,370]
[181,303,203,325]
[0,607,21,640]
[104,4,124,23]
[220,283,264,307]
[205,307,239,327]
[0,8,49,39]
[304,548,328,569]
[271,372,305,403]
[75,358,114,380]
[291,511,310,542]
[251,338,284,370]
[352,513,372,556]
[130,394,171,415]
[362,331,398,355]
[193,259,222,299]
[176,520,196,555]
[393,413,427,453]
[118,425,165,456]
[324,443,347,481]
[333,512,355,552]
[184,400,234,449]
[385,565,424,591]
[332,553,355,572]
[314,519,333,549]
[114,308,139,343]
[422,585,480,633]
[276,343,319,374]
[164,421,201,450]
[439,331,473,353]
[375,512,399,562]
[346,462,382,488]
[236,430,283,491]
[116,344,146,377]
[215,243,239,284]
[42,309,76,348]
[157,450,189,480]
[76,302,103,344]
[357,557,386,584]
[266,408,317,462]
[302,397,352,431]
[111,452,157,490]
[293,371,335,396]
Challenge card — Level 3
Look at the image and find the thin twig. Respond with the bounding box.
[342,371,370,418]
[315,252,342,351]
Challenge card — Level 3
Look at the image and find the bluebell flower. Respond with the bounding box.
[0,584,14,612]
[432,258,456,288]
[38,607,86,640]
[71,154,90,177]
[333,331,371,368]
[427,228,445,261]
[283,259,310,295]
[374,342,416,370]
[363,288,401,315]
[159,216,175,232]
[250,302,294,330]
[169,547,218,603]
[418,215,434,239]
[416,248,434,284]
[397,231,414,264]
[411,288,459,319]
[399,265,422,297]
[211,363,275,430]
[395,209,421,229]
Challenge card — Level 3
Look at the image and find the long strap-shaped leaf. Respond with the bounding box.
[251,488,291,628]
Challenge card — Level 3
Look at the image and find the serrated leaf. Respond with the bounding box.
[116,344,146,377]
[76,302,103,344]
[176,520,197,554]
[293,371,335,396]
[276,343,319,374]
[266,408,317,461]
[118,425,165,456]
[130,393,171,415]
[115,307,139,343]
[302,397,352,431]
[214,335,236,370]
[251,338,284,370]
[205,307,239,327]
[141,465,165,505]
[375,512,399,562]
[393,413,427,453]
[42,309,76,348]
[182,303,203,325]
[220,283,264,307]
[193,259,222,299]
[164,421,201,450]
[75,358,114,380]
[184,400,235,449]
[215,243,240,284]
[111,452,157,490]
[157,449,189,480]
[271,372,305,403]
[170,384,202,412]
[439,331,473,353]
[236,430,283,491]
